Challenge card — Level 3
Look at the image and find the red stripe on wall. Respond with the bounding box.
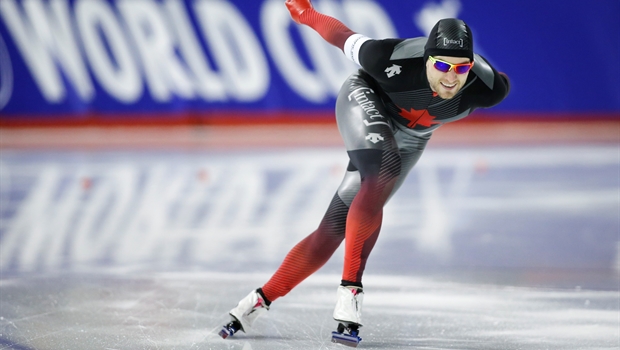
[1,111,618,128]
[1,112,618,149]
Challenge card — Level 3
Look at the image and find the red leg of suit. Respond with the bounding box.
[342,175,396,283]
[261,194,348,302]
[262,150,400,301]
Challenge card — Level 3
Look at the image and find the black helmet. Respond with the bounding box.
[424,18,474,61]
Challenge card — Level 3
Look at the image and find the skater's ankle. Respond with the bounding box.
[256,288,272,307]
[340,280,363,289]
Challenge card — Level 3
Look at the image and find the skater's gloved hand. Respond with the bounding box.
[285,0,313,24]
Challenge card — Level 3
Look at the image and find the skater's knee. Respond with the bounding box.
[348,149,401,182]
[336,169,361,207]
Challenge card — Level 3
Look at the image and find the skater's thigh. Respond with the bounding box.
[335,72,398,155]
[387,129,432,199]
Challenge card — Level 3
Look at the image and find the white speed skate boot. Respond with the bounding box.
[219,289,269,339]
[331,285,363,347]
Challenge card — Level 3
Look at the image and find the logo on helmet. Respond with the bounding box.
[443,38,464,48]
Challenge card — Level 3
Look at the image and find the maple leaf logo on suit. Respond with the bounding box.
[398,107,441,128]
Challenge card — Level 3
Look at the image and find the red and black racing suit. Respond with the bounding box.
[260,8,510,303]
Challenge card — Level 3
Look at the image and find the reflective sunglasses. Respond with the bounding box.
[429,56,474,74]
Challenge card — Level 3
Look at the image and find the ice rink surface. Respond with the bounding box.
[1,271,618,350]
[1,139,619,349]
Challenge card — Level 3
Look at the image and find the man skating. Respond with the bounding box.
[220,0,510,346]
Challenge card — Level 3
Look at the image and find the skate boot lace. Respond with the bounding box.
[248,297,265,315]
[351,288,361,312]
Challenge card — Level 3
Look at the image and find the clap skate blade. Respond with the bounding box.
[219,319,242,339]
[331,322,362,347]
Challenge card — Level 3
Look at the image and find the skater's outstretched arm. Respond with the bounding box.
[285,0,355,51]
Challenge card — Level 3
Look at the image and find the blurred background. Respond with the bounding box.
[0,0,619,289]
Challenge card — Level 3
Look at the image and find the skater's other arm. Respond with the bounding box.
[285,0,400,71]
[467,56,511,108]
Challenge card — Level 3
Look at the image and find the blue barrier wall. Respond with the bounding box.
[0,0,618,122]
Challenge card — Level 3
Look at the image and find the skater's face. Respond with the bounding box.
[425,55,473,99]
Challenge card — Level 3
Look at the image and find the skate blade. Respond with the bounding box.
[331,331,361,347]
[219,318,242,339]
[218,327,232,339]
